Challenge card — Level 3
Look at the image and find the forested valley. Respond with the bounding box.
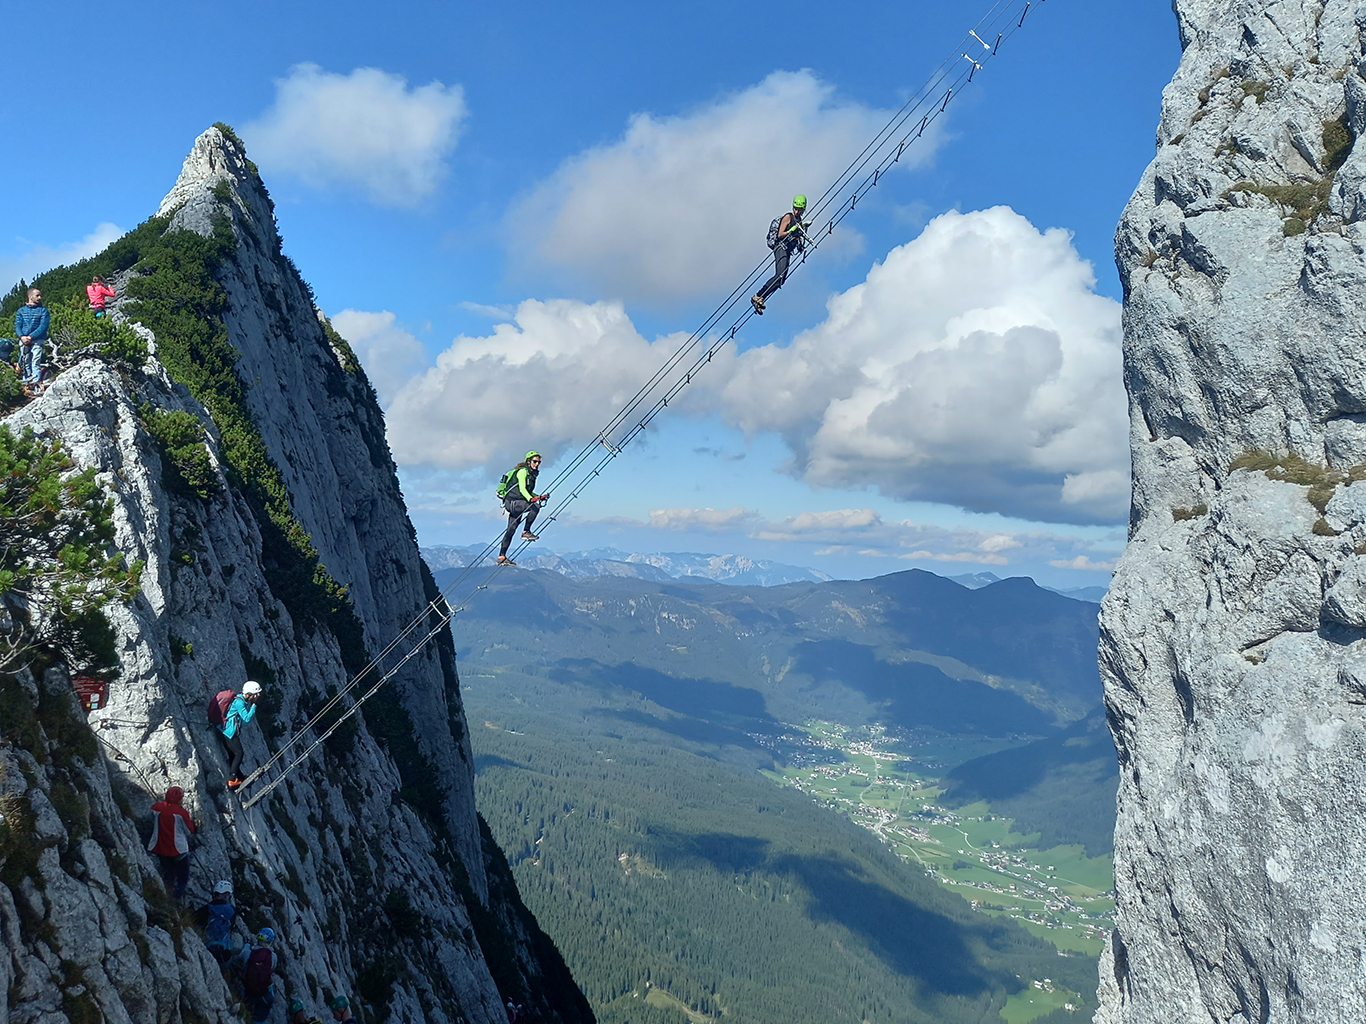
[449,565,1115,1024]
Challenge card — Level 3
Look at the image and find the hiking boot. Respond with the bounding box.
[750,295,765,315]
[497,555,516,566]
[521,531,540,541]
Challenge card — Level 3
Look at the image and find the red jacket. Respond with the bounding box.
[148,787,194,856]
[86,282,116,310]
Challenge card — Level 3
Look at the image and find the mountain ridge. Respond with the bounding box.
[0,126,589,1024]
[424,545,1106,601]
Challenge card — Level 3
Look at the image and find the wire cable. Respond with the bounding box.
[237,0,1047,810]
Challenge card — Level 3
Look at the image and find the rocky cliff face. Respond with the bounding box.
[0,128,592,1024]
[1101,2,1366,1021]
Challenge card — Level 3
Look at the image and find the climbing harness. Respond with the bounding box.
[237,0,1046,811]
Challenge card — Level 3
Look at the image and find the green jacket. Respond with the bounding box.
[512,465,538,501]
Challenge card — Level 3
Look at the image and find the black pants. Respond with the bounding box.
[500,498,540,556]
[219,730,244,780]
[158,853,190,899]
[757,244,792,302]
[248,990,275,1024]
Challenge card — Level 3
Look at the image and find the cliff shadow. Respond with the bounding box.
[474,753,523,775]
[771,852,1019,998]
[550,658,782,732]
[644,825,1017,999]
[593,707,767,751]
[794,639,1056,736]
[649,829,773,874]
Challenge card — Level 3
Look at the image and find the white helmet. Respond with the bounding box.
[242,680,262,696]
[213,880,234,894]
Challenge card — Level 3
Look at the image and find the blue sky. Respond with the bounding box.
[3,0,1181,586]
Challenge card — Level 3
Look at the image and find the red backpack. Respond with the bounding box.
[207,689,235,728]
[244,946,274,997]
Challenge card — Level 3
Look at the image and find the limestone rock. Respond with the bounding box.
[2,128,592,1024]
[1101,1,1366,1020]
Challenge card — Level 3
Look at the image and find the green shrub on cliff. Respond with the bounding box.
[11,204,368,672]
[0,425,142,676]
[137,405,220,500]
[0,363,21,412]
[118,213,367,671]
[49,299,148,365]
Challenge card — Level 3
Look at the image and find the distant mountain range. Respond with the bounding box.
[949,571,1107,604]
[439,564,1104,728]
[455,562,1116,1024]
[422,545,1107,601]
[422,544,833,586]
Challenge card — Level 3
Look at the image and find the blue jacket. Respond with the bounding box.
[221,695,257,739]
[13,304,50,341]
[204,901,236,949]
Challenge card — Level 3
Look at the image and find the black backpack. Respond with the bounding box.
[766,217,784,250]
[766,215,805,252]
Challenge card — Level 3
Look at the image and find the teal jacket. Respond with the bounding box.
[221,695,257,739]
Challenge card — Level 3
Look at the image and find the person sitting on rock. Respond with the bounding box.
[146,785,195,899]
[217,680,263,790]
[236,927,279,1024]
[86,276,116,317]
[13,287,50,396]
[496,451,549,566]
[196,879,237,964]
[330,994,356,1022]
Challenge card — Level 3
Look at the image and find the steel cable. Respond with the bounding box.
[237,0,1046,810]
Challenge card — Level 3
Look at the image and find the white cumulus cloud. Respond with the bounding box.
[0,222,124,291]
[241,64,467,206]
[646,504,1117,571]
[368,207,1127,526]
[508,70,938,302]
[1049,554,1117,572]
[648,506,760,531]
[382,298,696,470]
[711,206,1128,523]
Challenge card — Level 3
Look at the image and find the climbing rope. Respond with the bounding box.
[237,0,1047,811]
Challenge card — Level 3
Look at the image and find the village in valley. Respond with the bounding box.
[760,721,1116,1018]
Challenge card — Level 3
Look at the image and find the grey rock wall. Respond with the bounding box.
[1,128,591,1024]
[1102,1,1366,1021]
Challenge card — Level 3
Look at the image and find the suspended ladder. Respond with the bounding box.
[239,0,1047,810]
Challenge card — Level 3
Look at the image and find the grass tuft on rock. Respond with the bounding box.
[1313,517,1340,536]
[1230,450,1366,517]
[1224,114,1356,230]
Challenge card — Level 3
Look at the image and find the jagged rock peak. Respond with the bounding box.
[0,125,594,1024]
[156,125,277,243]
[1100,2,1366,1022]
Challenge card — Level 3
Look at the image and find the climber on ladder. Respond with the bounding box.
[752,194,809,315]
[496,451,549,565]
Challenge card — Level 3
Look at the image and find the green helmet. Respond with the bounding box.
[331,996,351,1010]
[792,194,807,209]
[525,450,541,461]
[288,1000,306,1013]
